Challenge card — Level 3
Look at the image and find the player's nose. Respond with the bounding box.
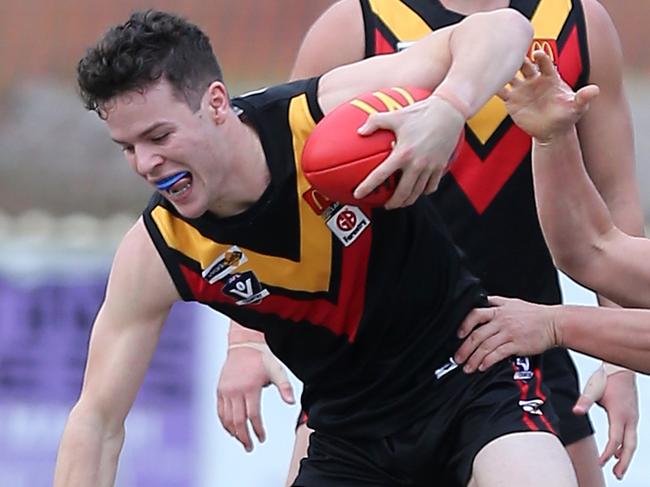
[134,145,164,176]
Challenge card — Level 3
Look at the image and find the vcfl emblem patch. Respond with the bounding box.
[223,270,270,306]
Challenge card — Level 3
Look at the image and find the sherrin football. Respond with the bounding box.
[302,86,456,207]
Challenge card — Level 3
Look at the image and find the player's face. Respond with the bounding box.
[104,79,226,219]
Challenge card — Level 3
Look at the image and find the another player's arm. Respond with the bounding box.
[555,306,650,374]
[533,126,650,308]
[528,2,648,307]
[578,0,643,242]
[456,297,650,375]
[317,9,533,207]
[290,0,365,80]
[528,1,641,476]
[546,0,645,299]
[218,321,294,452]
[54,219,179,487]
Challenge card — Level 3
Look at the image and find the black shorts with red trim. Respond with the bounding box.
[297,337,593,445]
[293,355,558,487]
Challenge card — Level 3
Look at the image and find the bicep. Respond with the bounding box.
[290,0,366,80]
[318,27,452,113]
[78,220,179,423]
[578,0,643,235]
[581,230,650,308]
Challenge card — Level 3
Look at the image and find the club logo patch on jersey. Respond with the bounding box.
[223,270,269,306]
[528,39,558,64]
[519,398,545,416]
[202,246,248,284]
[326,204,370,247]
[512,356,534,381]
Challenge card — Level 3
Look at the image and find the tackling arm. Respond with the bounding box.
[556,305,650,374]
[524,1,650,307]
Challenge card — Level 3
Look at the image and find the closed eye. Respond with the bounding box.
[151,133,170,143]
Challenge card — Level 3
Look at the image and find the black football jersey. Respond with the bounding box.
[143,78,485,437]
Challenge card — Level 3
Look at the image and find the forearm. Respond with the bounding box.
[533,129,650,307]
[54,406,124,487]
[555,305,650,374]
[532,128,616,275]
[228,320,265,345]
[435,10,532,115]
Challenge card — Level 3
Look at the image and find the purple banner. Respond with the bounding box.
[0,276,198,486]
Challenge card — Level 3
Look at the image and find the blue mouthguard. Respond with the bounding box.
[155,171,190,191]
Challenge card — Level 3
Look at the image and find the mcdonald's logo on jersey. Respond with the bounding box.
[528,39,558,64]
[303,187,335,216]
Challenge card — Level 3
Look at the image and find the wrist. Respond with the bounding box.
[228,321,265,345]
[533,126,577,147]
[603,363,635,378]
[431,86,472,120]
[228,341,270,353]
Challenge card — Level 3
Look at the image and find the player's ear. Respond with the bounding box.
[205,81,229,124]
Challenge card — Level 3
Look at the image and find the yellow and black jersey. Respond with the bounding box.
[143,77,485,437]
[361,0,590,304]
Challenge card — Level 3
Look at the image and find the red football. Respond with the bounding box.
[302,86,442,207]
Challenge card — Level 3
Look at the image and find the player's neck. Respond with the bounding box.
[208,118,270,218]
[439,0,510,15]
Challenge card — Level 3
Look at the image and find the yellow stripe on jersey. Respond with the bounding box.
[468,0,572,143]
[150,94,333,293]
[288,93,334,292]
[368,0,432,41]
[532,0,572,39]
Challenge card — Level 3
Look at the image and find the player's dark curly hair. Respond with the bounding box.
[77,10,223,118]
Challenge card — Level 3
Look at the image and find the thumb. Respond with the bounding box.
[277,381,296,405]
[573,394,596,416]
[487,295,508,307]
[573,365,606,415]
[262,353,291,387]
[574,85,599,109]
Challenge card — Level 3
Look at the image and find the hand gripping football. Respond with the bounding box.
[302,86,460,207]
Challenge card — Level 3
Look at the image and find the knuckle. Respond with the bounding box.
[411,157,427,171]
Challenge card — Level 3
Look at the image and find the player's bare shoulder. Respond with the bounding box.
[290,0,365,80]
[581,0,624,75]
[107,218,180,313]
